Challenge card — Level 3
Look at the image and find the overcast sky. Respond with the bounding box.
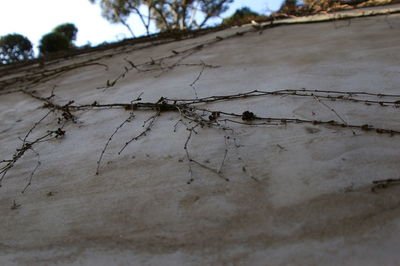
[0,0,284,54]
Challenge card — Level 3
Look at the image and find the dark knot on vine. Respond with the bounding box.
[209,111,220,121]
[242,111,256,121]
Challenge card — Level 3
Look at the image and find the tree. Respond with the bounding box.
[222,7,262,25]
[303,0,369,11]
[89,0,140,36]
[39,32,71,56]
[279,0,370,15]
[278,0,299,15]
[0,34,33,65]
[89,0,233,36]
[53,23,78,44]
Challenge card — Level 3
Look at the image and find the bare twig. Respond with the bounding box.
[0,128,65,187]
[313,95,348,125]
[96,114,135,175]
[189,60,209,99]
[2,61,109,91]
[190,60,207,87]
[190,158,229,182]
[167,88,400,107]
[22,89,77,123]
[184,125,196,184]
[217,136,229,174]
[118,111,160,155]
[371,178,400,192]
[21,148,41,193]
[22,110,53,144]
[228,134,258,182]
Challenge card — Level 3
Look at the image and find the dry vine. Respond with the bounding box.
[3,81,400,193]
[1,10,400,194]
[68,88,400,187]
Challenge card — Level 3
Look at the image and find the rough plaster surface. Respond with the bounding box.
[1,7,400,266]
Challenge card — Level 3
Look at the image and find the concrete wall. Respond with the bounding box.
[1,7,400,265]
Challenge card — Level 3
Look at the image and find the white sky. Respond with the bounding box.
[0,0,284,55]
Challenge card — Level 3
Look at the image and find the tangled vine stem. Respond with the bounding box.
[96,95,143,174]
[3,84,400,188]
[2,10,399,194]
[102,54,219,90]
[43,88,400,112]
[184,124,197,184]
[21,148,41,194]
[0,88,73,190]
[96,115,134,175]
[118,111,160,155]
[371,178,400,192]
[0,126,66,188]
[1,62,109,93]
[167,88,400,107]
[22,89,77,122]
[48,87,400,138]
[76,87,400,182]
[17,86,400,170]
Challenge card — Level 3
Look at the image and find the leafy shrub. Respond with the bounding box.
[0,34,33,65]
[222,7,266,26]
[53,23,78,44]
[39,32,71,56]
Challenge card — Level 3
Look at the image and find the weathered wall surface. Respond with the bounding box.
[1,7,400,265]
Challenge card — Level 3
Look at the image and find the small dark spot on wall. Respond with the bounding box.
[305,127,321,134]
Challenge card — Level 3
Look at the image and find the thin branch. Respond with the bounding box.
[21,148,41,194]
[184,124,197,184]
[190,158,229,182]
[189,60,209,99]
[118,111,160,155]
[0,128,64,187]
[371,178,400,192]
[22,110,53,144]
[217,136,229,174]
[132,6,150,36]
[96,115,134,175]
[121,19,136,38]
[313,95,348,124]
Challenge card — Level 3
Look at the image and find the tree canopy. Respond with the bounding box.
[0,34,33,65]
[53,23,78,44]
[222,7,263,25]
[38,23,78,56]
[39,32,71,56]
[279,0,370,15]
[89,0,233,36]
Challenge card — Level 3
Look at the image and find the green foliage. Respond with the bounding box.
[0,34,33,65]
[279,0,371,15]
[222,7,264,25]
[279,0,299,14]
[39,32,71,56]
[53,23,78,44]
[89,0,233,35]
[89,0,136,23]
